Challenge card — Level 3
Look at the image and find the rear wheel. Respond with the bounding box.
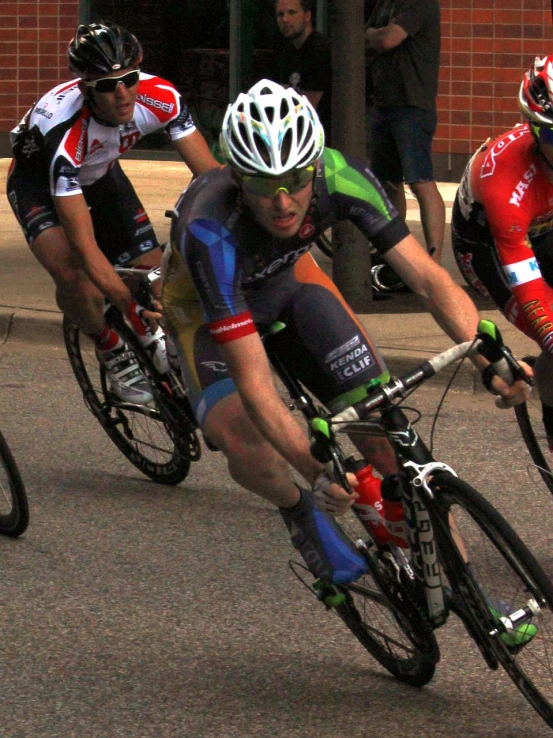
[430,473,553,730]
[333,548,439,686]
[63,315,196,485]
[0,430,29,536]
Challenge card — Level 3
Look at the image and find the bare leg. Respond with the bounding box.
[408,180,446,264]
[202,392,300,508]
[32,227,106,334]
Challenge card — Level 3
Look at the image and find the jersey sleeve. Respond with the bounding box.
[49,110,90,197]
[479,159,553,353]
[181,218,256,344]
[323,148,410,253]
[136,76,197,141]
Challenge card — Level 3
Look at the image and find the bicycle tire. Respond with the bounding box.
[430,472,553,729]
[0,429,29,536]
[333,554,440,686]
[515,401,553,495]
[63,316,195,485]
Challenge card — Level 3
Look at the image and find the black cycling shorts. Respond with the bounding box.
[6,159,159,265]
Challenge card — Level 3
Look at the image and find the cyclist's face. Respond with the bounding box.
[82,66,140,125]
[241,180,314,238]
[276,0,312,44]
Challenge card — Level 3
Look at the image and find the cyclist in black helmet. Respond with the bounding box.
[6,22,219,405]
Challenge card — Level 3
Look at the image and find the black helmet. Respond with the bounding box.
[67,22,142,77]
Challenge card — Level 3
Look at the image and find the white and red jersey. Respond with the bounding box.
[457,123,553,351]
[10,73,196,197]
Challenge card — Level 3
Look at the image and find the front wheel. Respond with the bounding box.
[0,430,29,536]
[63,316,196,486]
[430,473,553,730]
[515,398,553,495]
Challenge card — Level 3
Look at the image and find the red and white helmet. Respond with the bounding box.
[519,55,553,126]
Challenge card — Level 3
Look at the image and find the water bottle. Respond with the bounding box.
[352,461,391,545]
[381,474,409,548]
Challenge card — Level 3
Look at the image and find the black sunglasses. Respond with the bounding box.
[84,69,140,94]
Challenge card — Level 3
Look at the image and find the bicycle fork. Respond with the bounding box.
[383,406,449,628]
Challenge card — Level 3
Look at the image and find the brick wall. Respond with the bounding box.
[0,1,79,137]
[437,0,553,178]
[1,0,552,178]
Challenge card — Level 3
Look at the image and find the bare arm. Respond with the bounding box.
[220,332,325,486]
[365,22,407,53]
[54,193,133,313]
[385,235,531,401]
[171,130,221,176]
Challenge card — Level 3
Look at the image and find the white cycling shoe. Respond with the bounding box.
[140,327,169,374]
[100,345,154,405]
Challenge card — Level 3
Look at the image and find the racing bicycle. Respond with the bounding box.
[63,264,201,486]
[264,319,553,730]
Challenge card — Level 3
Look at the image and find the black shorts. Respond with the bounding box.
[6,159,159,265]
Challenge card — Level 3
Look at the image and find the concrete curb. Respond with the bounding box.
[0,308,64,350]
[0,306,486,394]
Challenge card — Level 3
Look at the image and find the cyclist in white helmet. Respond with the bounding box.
[162,79,529,584]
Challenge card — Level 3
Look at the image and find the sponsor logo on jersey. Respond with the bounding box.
[134,209,149,224]
[242,245,310,283]
[201,361,228,373]
[209,313,256,344]
[328,343,374,383]
[326,335,360,363]
[88,138,105,155]
[35,107,53,120]
[503,256,541,286]
[456,253,491,298]
[509,163,538,207]
[298,223,315,239]
[480,127,527,179]
[117,252,132,264]
[21,137,40,158]
[138,240,155,253]
[137,93,175,114]
[135,224,154,237]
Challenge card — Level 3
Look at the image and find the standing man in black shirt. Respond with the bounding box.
[365,0,445,263]
[274,0,333,145]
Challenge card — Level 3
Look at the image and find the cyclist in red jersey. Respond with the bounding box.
[6,22,219,404]
[452,55,553,451]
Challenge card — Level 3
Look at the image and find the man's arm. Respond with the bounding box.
[385,234,530,401]
[54,193,133,313]
[171,130,221,176]
[220,332,326,486]
[365,21,408,53]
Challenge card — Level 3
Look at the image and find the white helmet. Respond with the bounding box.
[219,78,325,176]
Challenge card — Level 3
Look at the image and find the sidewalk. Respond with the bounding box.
[0,158,536,390]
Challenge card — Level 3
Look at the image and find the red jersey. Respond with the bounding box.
[457,124,553,352]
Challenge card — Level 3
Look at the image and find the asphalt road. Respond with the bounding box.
[1,339,553,738]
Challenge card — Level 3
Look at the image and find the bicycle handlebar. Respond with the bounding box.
[332,324,532,426]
